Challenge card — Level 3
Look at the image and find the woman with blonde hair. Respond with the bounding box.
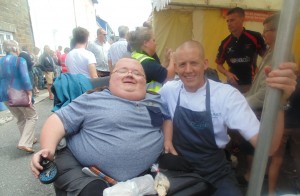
[0,39,38,153]
[127,27,175,92]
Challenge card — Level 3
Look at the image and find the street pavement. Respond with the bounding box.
[0,90,55,195]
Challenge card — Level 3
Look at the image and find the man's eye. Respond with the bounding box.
[118,68,128,73]
[133,71,140,75]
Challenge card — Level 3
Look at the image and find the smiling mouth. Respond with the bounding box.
[123,79,135,84]
[184,75,195,80]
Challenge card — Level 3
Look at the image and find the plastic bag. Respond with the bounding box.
[131,174,156,195]
[103,174,156,196]
[151,164,170,196]
[103,181,139,196]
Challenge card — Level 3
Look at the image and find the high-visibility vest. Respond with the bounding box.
[131,51,162,92]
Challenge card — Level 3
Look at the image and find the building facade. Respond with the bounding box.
[0,0,34,56]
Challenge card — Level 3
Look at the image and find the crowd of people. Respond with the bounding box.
[0,6,299,196]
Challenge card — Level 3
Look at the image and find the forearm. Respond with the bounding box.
[163,119,178,154]
[40,114,66,155]
[217,64,230,77]
[163,119,173,143]
[249,109,284,155]
[165,59,175,81]
[270,110,284,155]
[88,64,98,78]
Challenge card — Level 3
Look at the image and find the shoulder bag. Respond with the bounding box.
[7,57,30,107]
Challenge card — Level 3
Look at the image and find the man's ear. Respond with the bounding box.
[143,40,148,47]
[203,59,209,70]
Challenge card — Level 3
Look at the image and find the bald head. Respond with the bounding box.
[175,40,205,62]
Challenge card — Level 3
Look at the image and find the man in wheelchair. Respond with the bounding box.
[30,58,171,195]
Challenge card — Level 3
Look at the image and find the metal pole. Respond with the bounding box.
[246,1,299,195]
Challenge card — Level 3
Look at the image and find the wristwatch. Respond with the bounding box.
[279,102,290,111]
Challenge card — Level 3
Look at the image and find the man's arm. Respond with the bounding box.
[248,62,298,154]
[88,63,98,78]
[164,49,176,82]
[163,119,178,155]
[40,114,65,152]
[248,110,284,155]
[215,40,239,84]
[217,63,239,84]
[31,114,65,178]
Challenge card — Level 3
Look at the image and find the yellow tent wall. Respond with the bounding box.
[153,7,300,82]
[293,17,300,66]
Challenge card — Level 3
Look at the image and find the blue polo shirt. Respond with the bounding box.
[55,89,170,181]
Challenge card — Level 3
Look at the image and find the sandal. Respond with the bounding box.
[17,146,35,153]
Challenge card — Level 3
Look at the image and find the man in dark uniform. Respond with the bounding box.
[216,7,266,93]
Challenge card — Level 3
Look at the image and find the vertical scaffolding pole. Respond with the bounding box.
[246,1,299,195]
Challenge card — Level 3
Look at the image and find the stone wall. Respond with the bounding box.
[0,0,35,51]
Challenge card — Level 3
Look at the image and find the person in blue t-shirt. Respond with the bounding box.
[30,58,171,195]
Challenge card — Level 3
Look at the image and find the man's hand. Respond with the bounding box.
[164,141,178,155]
[30,149,54,178]
[226,72,239,85]
[265,62,298,103]
[163,48,174,67]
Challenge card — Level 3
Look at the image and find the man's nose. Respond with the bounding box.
[127,71,133,75]
[185,64,192,72]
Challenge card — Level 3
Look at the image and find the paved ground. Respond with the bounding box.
[0,90,55,196]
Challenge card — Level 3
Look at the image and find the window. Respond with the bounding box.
[0,31,13,56]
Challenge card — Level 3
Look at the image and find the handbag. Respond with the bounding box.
[7,58,30,107]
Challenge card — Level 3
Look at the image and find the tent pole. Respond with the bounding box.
[246,1,299,196]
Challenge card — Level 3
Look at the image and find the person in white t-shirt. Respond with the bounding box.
[66,27,98,78]
[159,40,297,196]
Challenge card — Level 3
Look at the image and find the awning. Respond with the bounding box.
[96,16,114,35]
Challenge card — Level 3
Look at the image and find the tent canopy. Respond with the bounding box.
[152,0,300,81]
[152,0,282,11]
